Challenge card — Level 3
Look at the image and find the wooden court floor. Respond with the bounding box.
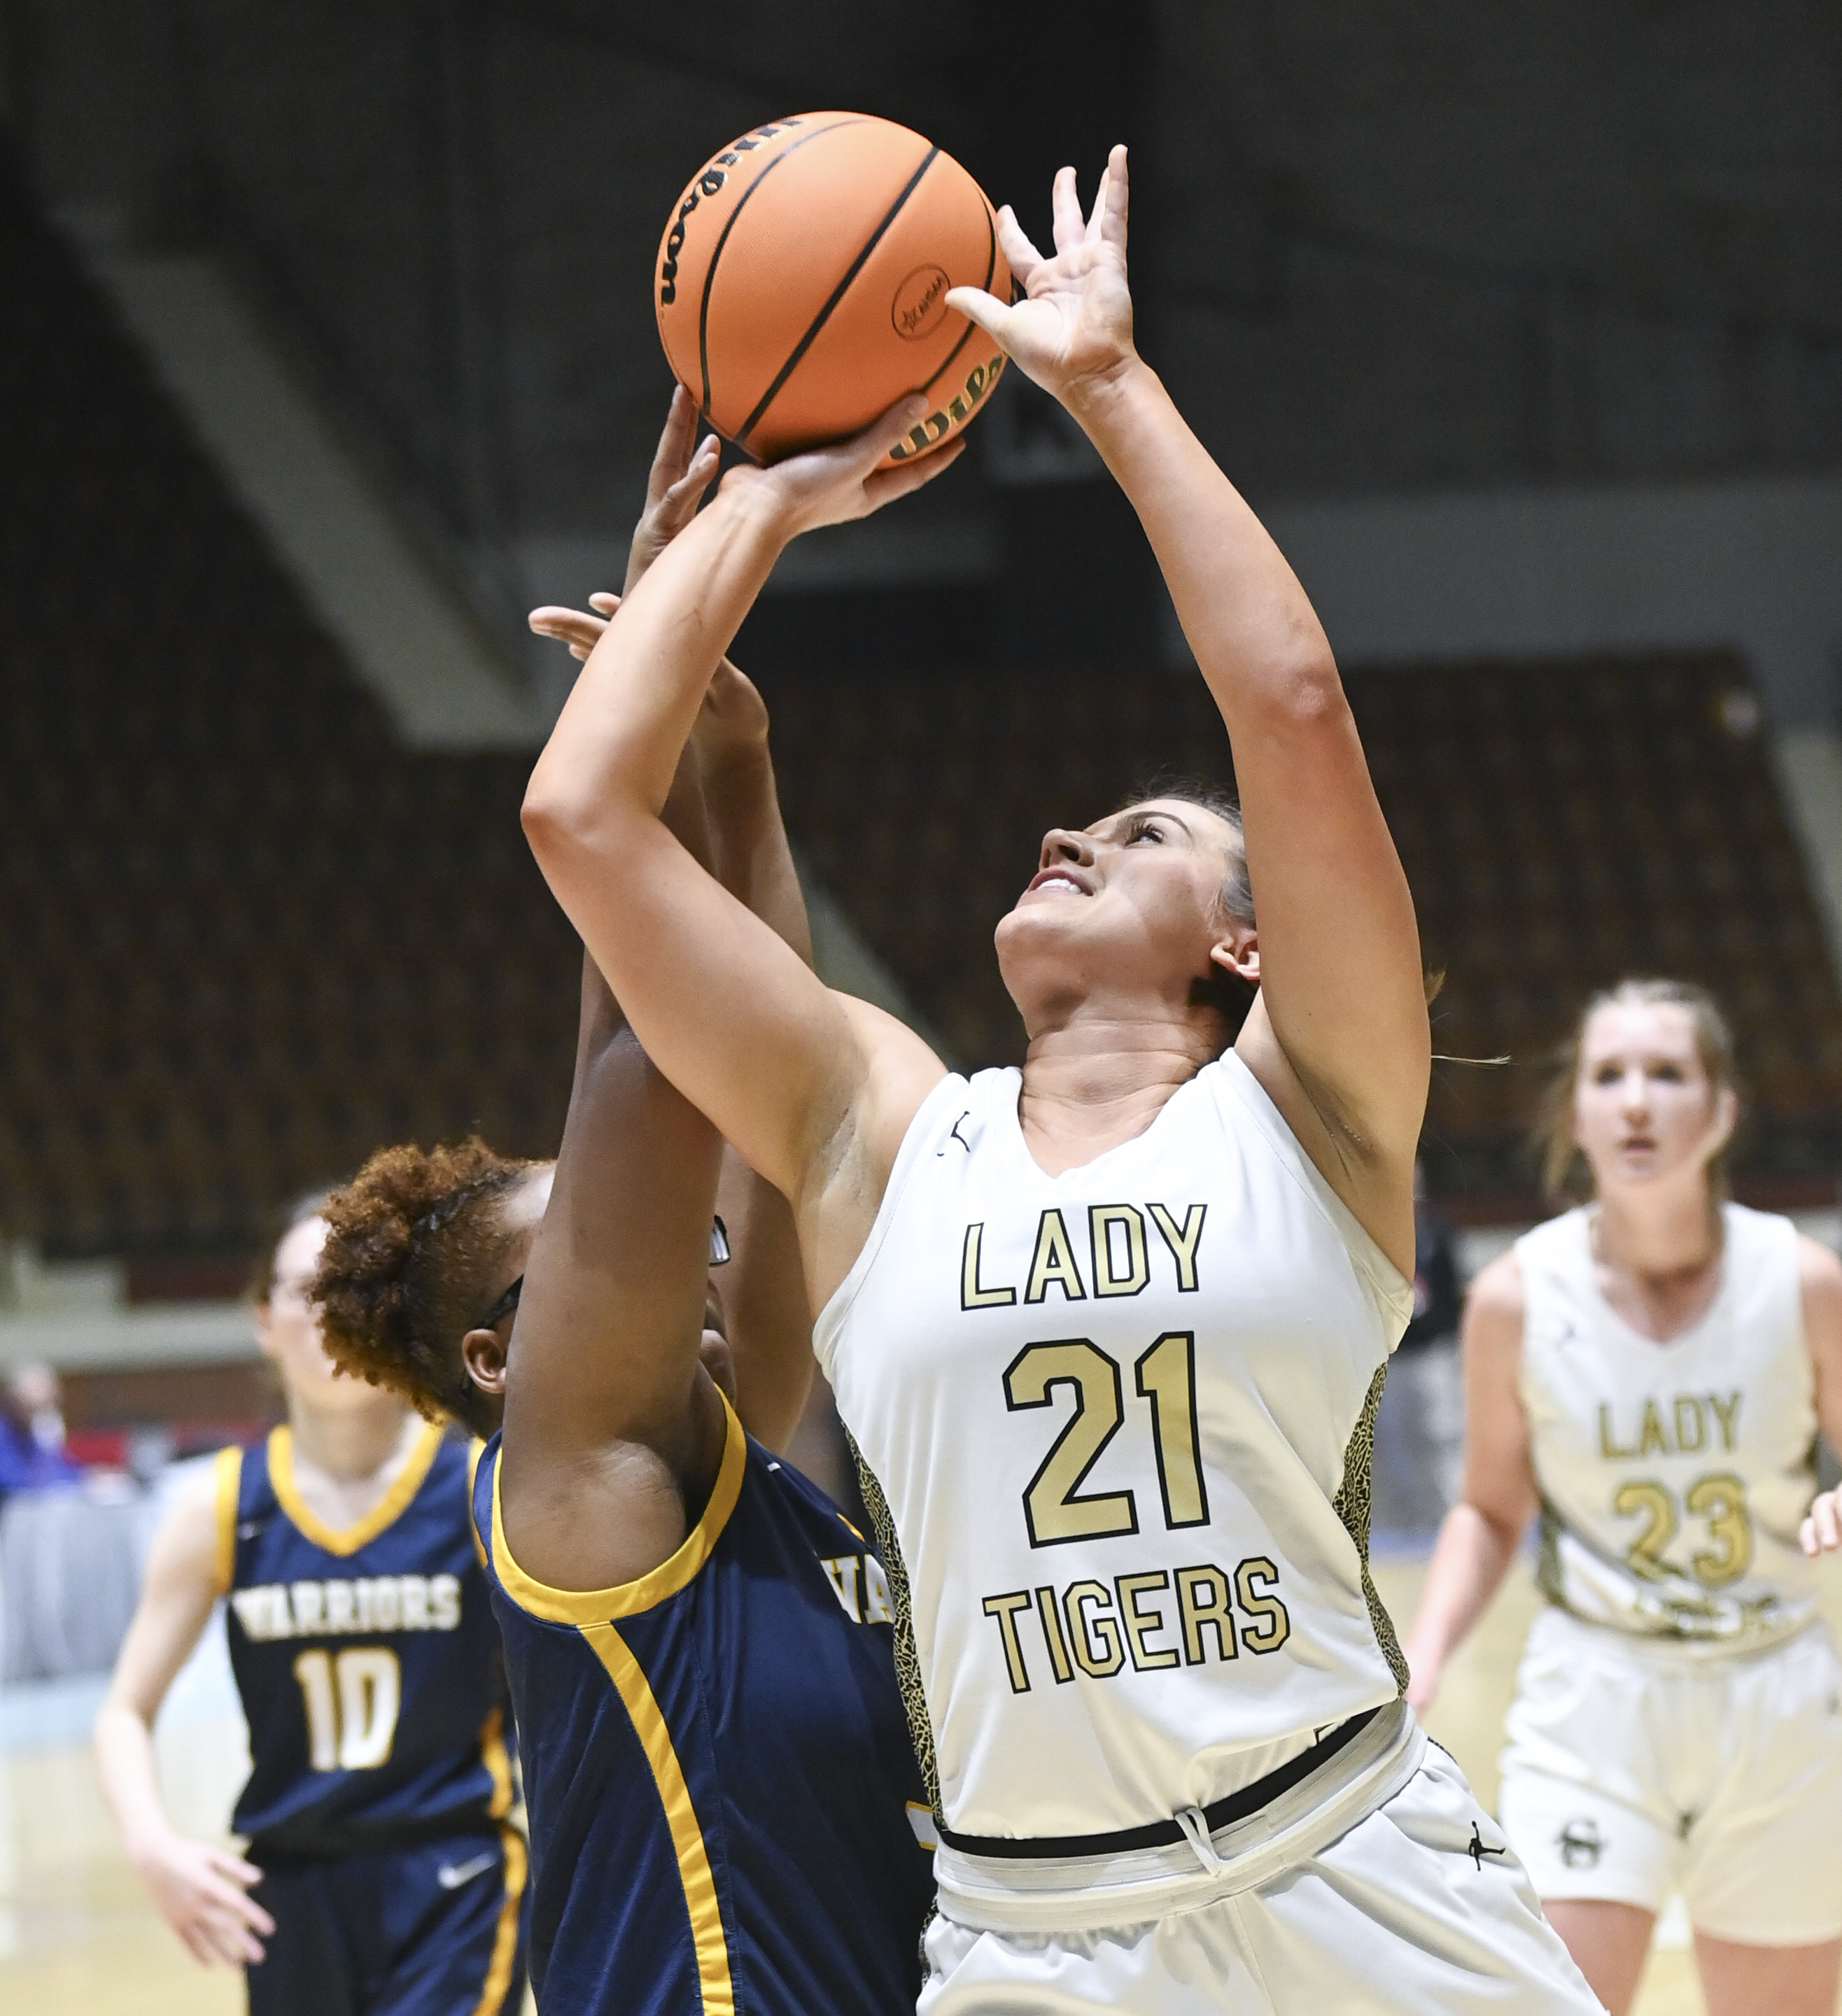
[3,1556,1838,2013]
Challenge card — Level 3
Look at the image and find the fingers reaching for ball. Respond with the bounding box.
[725,393,966,536]
[948,144,1134,412]
[627,390,722,593]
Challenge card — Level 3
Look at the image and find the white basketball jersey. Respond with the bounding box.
[1517,1203,1820,1652]
[814,1052,1414,1841]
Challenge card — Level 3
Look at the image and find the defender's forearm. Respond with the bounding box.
[525,486,785,848]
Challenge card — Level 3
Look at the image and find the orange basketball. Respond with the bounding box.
[655,113,1013,468]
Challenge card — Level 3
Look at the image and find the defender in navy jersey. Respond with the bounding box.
[474,1403,934,2012]
[96,1199,527,2016]
[308,398,936,2016]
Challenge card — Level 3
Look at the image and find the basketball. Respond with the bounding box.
[654,113,1013,467]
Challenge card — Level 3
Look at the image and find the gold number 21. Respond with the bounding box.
[1004,1332,1210,1548]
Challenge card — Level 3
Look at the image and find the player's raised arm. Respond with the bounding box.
[948,146,1428,1268]
[521,390,957,1301]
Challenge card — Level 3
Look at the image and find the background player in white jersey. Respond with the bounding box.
[515,142,1597,2012]
[1405,978,1842,2016]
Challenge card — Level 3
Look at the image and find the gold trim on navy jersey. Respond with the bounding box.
[582,1618,735,2015]
[468,1824,528,2016]
[466,1438,491,1571]
[480,1704,514,1820]
[489,1395,747,1625]
[267,1419,444,1558]
[211,1444,243,1596]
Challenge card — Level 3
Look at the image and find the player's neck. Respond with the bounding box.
[1017,1010,1221,1176]
[286,1390,422,1493]
[1589,1178,1722,1287]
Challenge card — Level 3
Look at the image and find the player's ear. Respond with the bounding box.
[461,1327,508,1397]
[1209,929,1258,987]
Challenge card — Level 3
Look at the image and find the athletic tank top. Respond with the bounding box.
[216,1423,514,1856]
[1519,1203,1821,1652]
[473,1397,936,2015]
[813,1054,1416,1842]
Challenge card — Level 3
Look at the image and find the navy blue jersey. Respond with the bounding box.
[218,1424,516,1863]
[474,1396,936,2015]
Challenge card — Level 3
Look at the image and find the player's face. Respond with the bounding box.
[258,1215,396,1413]
[994,800,1254,1034]
[1573,1002,1734,1193]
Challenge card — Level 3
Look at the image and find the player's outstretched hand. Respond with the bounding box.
[946,144,1136,415]
[724,393,964,539]
[1801,1485,1842,1556]
[529,589,620,662]
[624,384,722,594]
[133,1828,274,1967]
[529,590,768,759]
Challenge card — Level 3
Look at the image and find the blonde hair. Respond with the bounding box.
[1536,978,1739,1202]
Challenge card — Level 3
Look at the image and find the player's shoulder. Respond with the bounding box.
[1794,1230,1842,1312]
[148,1447,242,1595]
[1465,1248,1526,1327]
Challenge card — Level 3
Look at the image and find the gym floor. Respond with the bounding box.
[2,1555,1837,2014]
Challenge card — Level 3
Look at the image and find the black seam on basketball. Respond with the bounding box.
[696,119,862,426]
[734,143,943,451]
[910,199,999,405]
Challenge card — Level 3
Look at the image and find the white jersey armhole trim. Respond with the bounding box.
[1215,1052,1415,1339]
[813,1069,980,1379]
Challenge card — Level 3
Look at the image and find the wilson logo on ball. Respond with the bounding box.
[892,265,950,341]
[654,112,1011,466]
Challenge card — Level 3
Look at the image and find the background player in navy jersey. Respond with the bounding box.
[94,1194,527,2016]
[308,399,936,2015]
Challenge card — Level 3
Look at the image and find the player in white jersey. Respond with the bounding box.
[1405,978,1842,2016]
[517,143,1598,2011]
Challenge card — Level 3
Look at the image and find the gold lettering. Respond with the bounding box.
[1089,1205,1150,1297]
[1148,1203,1207,1292]
[1025,1210,1087,1302]
[1673,1396,1706,1454]
[960,1222,1018,1309]
[1035,1586,1074,1684]
[982,1591,1034,1693]
[1233,1556,1292,1654]
[1598,1404,1638,1460]
[1176,1565,1236,1663]
[1116,1571,1179,1670]
[1638,1400,1669,1456]
[1063,1580,1125,1676]
[1709,1390,1742,1451]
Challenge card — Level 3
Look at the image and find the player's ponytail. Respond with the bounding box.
[310,1138,533,1430]
[1536,978,1741,1203]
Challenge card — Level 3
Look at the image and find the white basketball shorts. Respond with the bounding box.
[1499,1605,1842,1944]
[920,1705,1600,2014]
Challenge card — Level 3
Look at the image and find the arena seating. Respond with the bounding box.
[0,153,581,1262]
[4,147,1838,1265]
[766,652,1842,1206]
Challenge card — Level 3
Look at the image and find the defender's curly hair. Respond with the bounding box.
[311,1137,534,1432]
